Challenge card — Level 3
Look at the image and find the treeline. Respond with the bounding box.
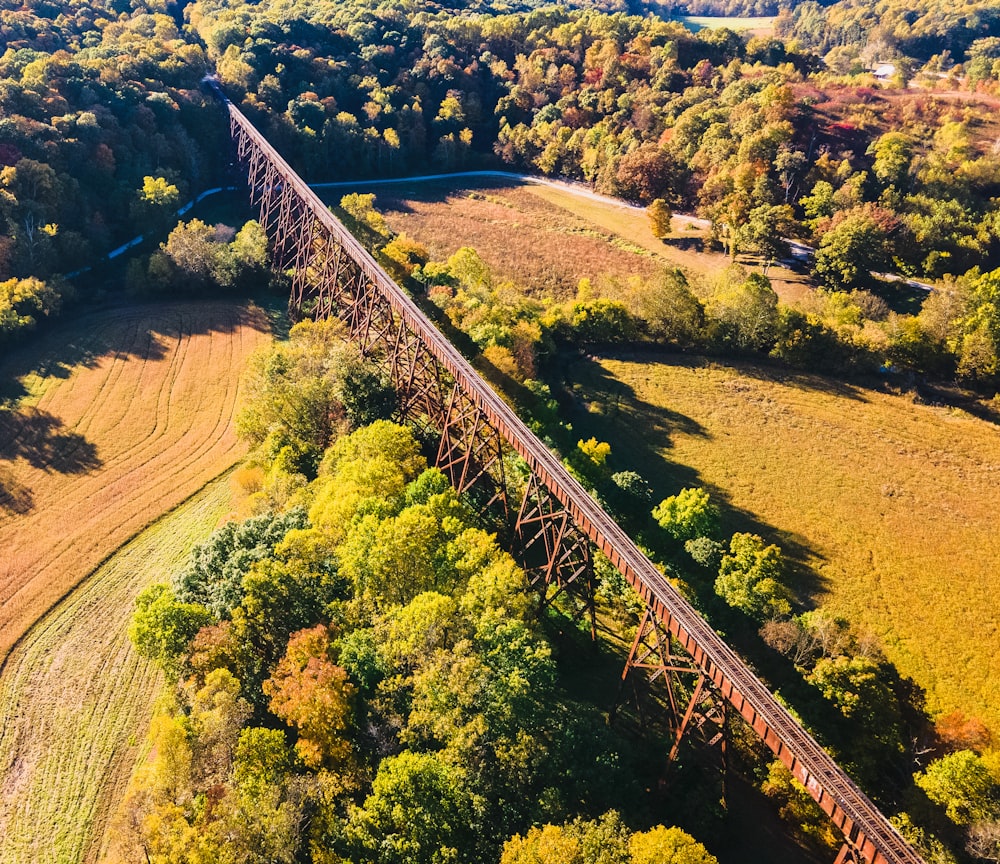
[340,190,1000,390]
[117,319,727,864]
[0,0,225,344]
[778,0,1000,69]
[5,0,1000,360]
[194,0,1000,298]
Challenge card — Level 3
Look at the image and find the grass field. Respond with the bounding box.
[568,354,1000,734]
[676,14,776,34]
[359,179,812,304]
[0,475,234,864]
[0,301,271,664]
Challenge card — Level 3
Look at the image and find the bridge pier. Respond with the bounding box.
[515,474,596,637]
[614,607,727,774]
[436,385,509,516]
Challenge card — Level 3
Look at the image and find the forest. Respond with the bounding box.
[2,0,1000,860]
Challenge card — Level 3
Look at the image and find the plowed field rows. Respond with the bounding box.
[0,476,232,864]
[0,301,270,662]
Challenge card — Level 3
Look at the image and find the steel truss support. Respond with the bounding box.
[386,321,450,430]
[515,474,596,637]
[616,607,727,769]
[836,842,867,864]
[436,386,509,515]
[289,230,342,321]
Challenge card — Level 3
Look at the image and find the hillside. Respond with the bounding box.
[0,301,271,662]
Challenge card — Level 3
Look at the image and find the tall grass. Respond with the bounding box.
[0,476,234,864]
[570,354,1000,734]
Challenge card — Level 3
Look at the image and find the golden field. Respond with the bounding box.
[350,178,811,303]
[571,354,1000,734]
[0,476,233,864]
[0,301,270,663]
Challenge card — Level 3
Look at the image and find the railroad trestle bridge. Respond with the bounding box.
[213,84,925,864]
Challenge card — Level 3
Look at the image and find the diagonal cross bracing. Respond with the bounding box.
[212,80,925,864]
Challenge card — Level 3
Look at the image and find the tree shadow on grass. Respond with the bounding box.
[560,351,831,605]
[0,409,101,516]
[364,177,525,214]
[557,354,941,814]
[662,235,705,252]
[0,300,268,409]
[0,464,33,515]
[0,299,270,511]
[0,409,101,475]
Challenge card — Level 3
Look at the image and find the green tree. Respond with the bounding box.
[652,487,719,542]
[189,668,252,785]
[736,204,793,274]
[0,277,61,342]
[237,319,371,475]
[174,508,308,619]
[714,533,790,620]
[956,268,1000,381]
[501,812,630,864]
[501,823,583,864]
[233,556,343,695]
[813,206,900,292]
[382,234,430,282]
[162,218,220,291]
[708,268,779,351]
[136,175,180,231]
[637,269,705,348]
[914,751,1000,827]
[807,655,902,745]
[867,133,912,200]
[347,751,478,864]
[129,584,212,680]
[629,825,719,864]
[339,193,390,252]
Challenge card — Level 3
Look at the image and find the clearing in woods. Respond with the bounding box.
[363,176,1000,732]
[0,301,271,664]
[569,354,1000,735]
[334,177,812,303]
[0,475,233,864]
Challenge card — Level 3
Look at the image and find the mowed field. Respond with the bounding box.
[0,475,233,864]
[349,178,812,303]
[0,301,271,663]
[570,355,1000,733]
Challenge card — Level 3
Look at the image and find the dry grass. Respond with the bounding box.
[0,301,271,664]
[358,178,811,303]
[365,181,662,299]
[0,475,234,864]
[569,353,1000,734]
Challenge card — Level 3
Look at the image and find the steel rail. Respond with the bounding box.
[214,87,924,864]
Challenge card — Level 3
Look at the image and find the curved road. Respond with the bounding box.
[72,169,935,292]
